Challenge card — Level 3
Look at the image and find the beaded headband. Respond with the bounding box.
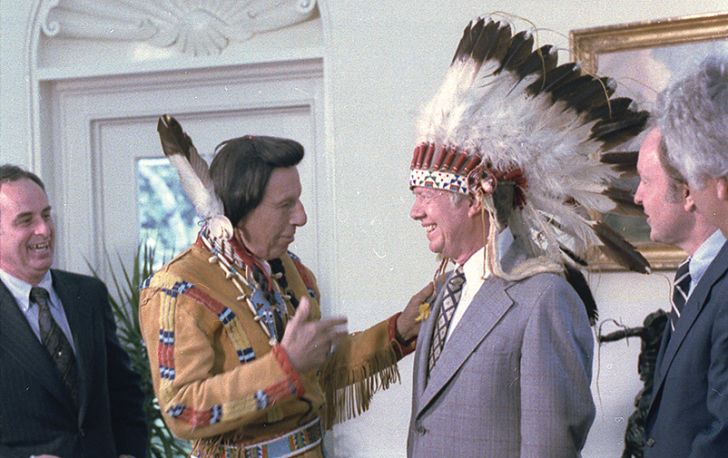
[408,142,529,210]
[408,142,479,194]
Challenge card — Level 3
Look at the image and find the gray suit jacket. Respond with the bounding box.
[408,246,595,457]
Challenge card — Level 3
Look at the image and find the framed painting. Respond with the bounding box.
[570,12,728,270]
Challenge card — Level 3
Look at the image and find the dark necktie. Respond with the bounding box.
[428,267,466,374]
[669,258,691,331]
[30,287,79,405]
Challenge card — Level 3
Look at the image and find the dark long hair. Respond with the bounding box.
[209,136,304,226]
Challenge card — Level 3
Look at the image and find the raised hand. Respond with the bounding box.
[280,296,348,373]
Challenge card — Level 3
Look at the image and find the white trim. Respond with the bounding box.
[34,46,325,81]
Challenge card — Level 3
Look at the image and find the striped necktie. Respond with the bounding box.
[428,267,466,375]
[669,258,691,331]
[30,287,79,405]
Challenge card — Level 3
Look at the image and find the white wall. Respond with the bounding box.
[0,1,35,167]
[2,1,727,456]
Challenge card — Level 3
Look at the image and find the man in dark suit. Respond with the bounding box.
[0,164,147,457]
[635,56,728,457]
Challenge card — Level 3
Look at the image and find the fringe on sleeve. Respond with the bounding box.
[320,323,402,429]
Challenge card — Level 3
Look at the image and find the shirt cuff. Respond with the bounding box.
[388,312,417,359]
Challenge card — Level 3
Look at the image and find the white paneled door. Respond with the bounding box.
[45,60,326,297]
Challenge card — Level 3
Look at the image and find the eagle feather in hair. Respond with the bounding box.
[157,115,233,240]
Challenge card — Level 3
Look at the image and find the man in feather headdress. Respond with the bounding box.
[638,55,728,457]
[405,16,651,457]
[139,118,432,457]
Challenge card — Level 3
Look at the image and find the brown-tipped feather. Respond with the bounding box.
[157,114,194,159]
[471,19,500,64]
[156,114,220,221]
[564,266,599,325]
[591,111,649,138]
[591,111,649,150]
[499,30,534,73]
[586,97,634,122]
[516,45,557,81]
[594,221,651,273]
[601,150,639,174]
[551,75,604,99]
[601,151,638,167]
[558,77,615,113]
[487,23,513,64]
[451,18,484,64]
[451,20,475,63]
[602,187,644,217]
[560,245,588,267]
[527,62,580,95]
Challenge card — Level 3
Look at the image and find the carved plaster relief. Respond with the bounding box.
[39,0,318,56]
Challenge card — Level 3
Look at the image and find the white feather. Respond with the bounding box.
[166,154,222,220]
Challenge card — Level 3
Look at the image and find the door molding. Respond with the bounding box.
[45,58,334,306]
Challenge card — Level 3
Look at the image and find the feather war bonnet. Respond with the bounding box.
[410,16,651,279]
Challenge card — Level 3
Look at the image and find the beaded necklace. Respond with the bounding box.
[199,230,292,345]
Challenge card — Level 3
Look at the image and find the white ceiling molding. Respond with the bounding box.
[39,0,318,56]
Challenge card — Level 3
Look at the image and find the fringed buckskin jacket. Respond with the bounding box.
[139,241,414,457]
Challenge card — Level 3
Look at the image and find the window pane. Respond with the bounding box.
[136,158,200,261]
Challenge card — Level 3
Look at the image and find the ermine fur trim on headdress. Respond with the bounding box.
[411,16,651,277]
[157,115,233,240]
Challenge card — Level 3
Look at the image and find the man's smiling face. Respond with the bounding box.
[0,178,55,285]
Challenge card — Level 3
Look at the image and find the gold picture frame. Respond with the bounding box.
[570,12,728,271]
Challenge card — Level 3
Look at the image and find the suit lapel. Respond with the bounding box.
[0,278,72,406]
[648,241,728,417]
[52,270,93,423]
[413,284,445,405]
[417,276,514,417]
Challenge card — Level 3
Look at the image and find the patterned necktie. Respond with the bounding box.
[30,287,79,405]
[428,267,466,374]
[669,258,691,331]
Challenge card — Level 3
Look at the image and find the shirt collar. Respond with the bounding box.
[462,246,485,284]
[459,228,514,282]
[690,229,727,289]
[0,269,53,312]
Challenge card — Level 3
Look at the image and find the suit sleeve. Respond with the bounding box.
[689,286,728,457]
[519,276,596,458]
[96,280,149,458]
